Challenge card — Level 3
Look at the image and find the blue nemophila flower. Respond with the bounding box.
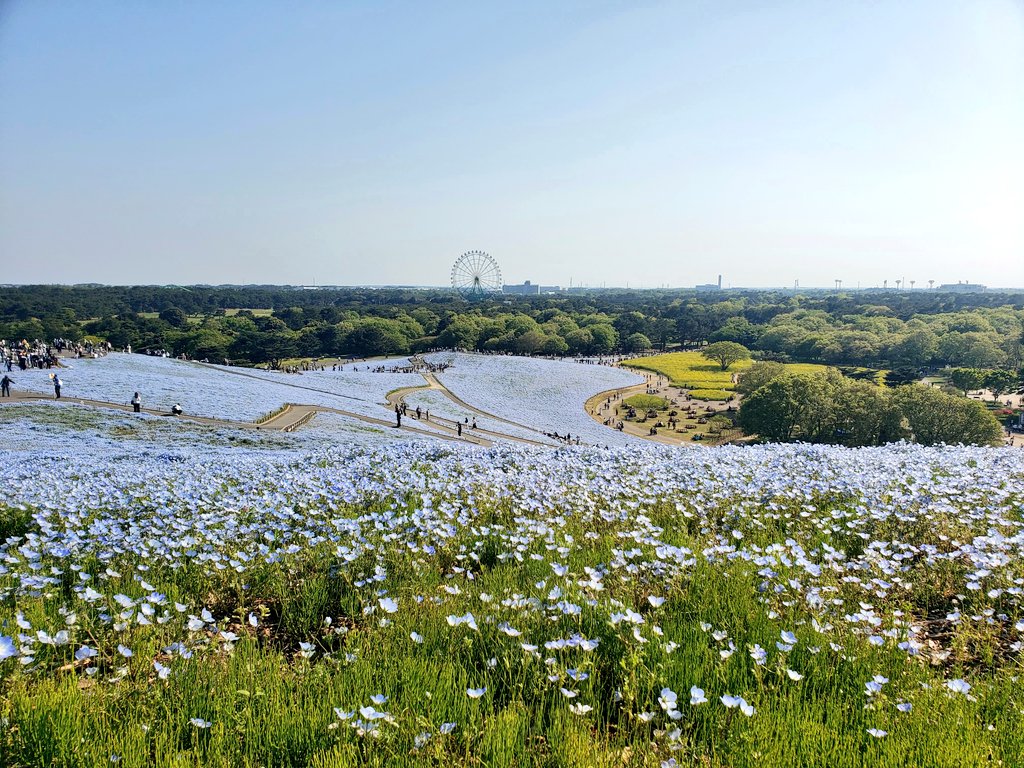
[333,709,355,720]
[865,675,888,696]
[410,632,424,644]
[896,702,912,713]
[749,644,767,666]
[439,723,457,735]
[378,597,398,614]
[153,661,171,680]
[946,678,971,695]
[786,669,803,681]
[189,718,212,729]
[446,613,478,631]
[358,706,389,721]
[370,694,388,705]
[690,686,707,705]
[466,687,486,699]
[74,645,97,661]
[117,645,133,658]
[721,695,755,716]
[658,688,678,712]
[866,728,887,738]
[569,703,593,715]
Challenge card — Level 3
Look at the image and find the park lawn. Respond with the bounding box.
[223,308,276,317]
[624,352,828,392]
[622,394,670,411]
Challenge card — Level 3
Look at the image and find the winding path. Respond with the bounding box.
[5,355,677,448]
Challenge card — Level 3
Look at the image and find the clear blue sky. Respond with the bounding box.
[1,0,1022,288]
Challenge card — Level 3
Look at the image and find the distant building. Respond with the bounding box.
[938,281,986,292]
[503,280,540,295]
[695,275,723,291]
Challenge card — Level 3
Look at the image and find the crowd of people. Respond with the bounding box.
[1,337,111,372]
[280,356,453,375]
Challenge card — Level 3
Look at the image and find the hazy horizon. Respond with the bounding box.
[2,1,1022,288]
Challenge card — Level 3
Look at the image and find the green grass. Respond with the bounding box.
[1,486,1020,766]
[223,308,275,317]
[622,394,670,411]
[625,352,828,393]
[687,388,732,401]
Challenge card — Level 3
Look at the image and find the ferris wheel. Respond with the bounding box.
[451,250,502,297]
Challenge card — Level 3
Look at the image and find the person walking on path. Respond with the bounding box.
[131,392,142,413]
[52,374,62,399]
[395,404,401,428]
[457,422,462,437]
[1,374,12,397]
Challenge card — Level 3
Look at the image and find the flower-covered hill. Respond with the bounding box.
[1,440,1022,766]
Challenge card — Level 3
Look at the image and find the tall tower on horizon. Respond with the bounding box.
[718,274,722,289]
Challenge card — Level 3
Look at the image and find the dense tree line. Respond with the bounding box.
[1,286,1022,373]
[736,364,1005,446]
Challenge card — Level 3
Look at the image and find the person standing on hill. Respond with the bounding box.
[1,374,12,397]
[131,392,142,413]
[52,374,62,399]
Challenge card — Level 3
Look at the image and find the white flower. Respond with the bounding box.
[786,669,803,681]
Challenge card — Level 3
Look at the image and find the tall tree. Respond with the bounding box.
[700,342,751,371]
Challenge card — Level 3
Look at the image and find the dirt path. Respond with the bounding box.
[583,367,745,447]
[583,377,687,447]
